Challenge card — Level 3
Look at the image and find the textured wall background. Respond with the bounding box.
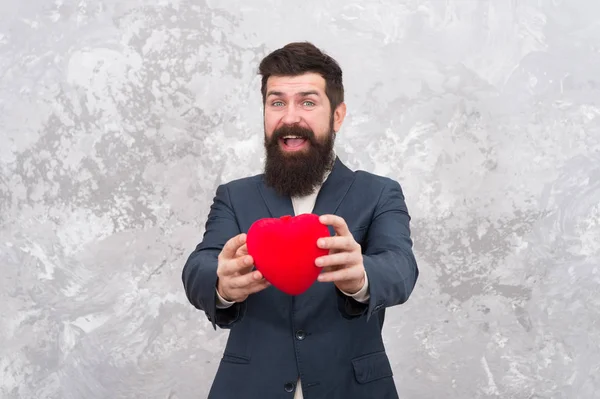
[2,1,599,398]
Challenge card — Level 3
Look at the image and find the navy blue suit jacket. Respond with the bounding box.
[182,157,419,398]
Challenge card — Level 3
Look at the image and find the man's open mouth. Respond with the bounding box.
[280,135,308,149]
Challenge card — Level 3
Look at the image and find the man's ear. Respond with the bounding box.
[332,102,347,132]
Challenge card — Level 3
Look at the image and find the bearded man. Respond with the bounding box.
[182,42,419,399]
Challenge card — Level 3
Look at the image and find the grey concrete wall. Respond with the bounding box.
[1,1,599,398]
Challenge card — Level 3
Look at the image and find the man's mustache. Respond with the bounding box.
[271,124,316,142]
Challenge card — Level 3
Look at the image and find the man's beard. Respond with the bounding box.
[263,123,336,198]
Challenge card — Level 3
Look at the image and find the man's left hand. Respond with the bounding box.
[315,214,365,294]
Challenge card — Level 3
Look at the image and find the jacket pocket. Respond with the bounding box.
[351,351,394,384]
[221,353,251,364]
[220,319,254,364]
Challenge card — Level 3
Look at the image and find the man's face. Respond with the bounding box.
[262,72,346,197]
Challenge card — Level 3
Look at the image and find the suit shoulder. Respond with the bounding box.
[353,169,402,190]
[351,169,409,215]
[351,169,408,203]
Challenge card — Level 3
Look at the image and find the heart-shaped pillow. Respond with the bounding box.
[246,213,331,296]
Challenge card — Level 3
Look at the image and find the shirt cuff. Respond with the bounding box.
[215,287,235,309]
[338,270,370,303]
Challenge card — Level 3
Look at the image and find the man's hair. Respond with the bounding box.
[258,42,344,113]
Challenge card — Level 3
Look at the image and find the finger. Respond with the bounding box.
[228,269,264,289]
[317,235,357,252]
[317,267,361,283]
[319,214,351,236]
[235,243,248,257]
[315,251,361,267]
[219,233,247,261]
[244,279,271,295]
[222,253,254,276]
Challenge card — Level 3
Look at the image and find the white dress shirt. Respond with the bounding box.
[214,167,370,398]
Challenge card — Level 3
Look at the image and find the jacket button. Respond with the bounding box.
[295,330,306,340]
[284,382,295,392]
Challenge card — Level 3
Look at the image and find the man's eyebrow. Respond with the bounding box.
[299,91,320,97]
[266,90,320,97]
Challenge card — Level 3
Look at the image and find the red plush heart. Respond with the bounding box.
[246,213,331,296]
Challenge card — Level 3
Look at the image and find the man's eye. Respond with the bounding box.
[272,101,284,107]
[303,101,315,106]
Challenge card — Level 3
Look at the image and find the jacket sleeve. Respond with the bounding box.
[182,183,246,330]
[338,178,419,321]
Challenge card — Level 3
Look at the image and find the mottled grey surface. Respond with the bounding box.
[1,1,599,398]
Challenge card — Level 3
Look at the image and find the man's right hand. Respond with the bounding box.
[216,233,270,303]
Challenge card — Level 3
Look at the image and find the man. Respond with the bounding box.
[182,42,419,399]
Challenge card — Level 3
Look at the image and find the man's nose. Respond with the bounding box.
[281,104,301,124]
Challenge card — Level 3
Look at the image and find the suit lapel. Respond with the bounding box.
[257,177,295,218]
[312,156,356,233]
